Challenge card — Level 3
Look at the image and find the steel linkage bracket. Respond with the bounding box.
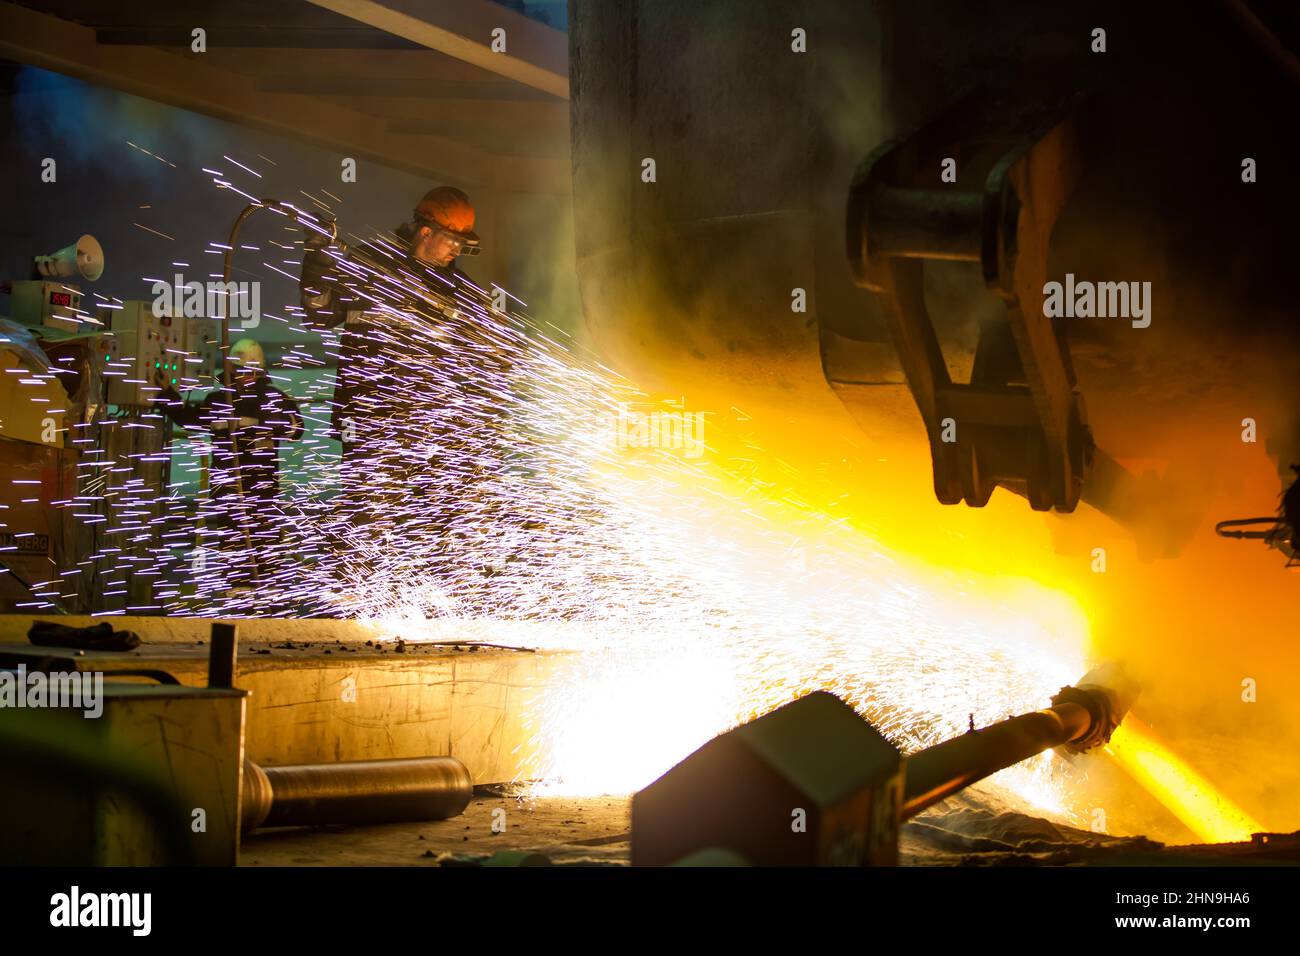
[847,85,1095,512]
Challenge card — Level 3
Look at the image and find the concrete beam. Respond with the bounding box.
[306,0,570,100]
[24,641,557,784]
[0,613,416,645]
[1,614,574,784]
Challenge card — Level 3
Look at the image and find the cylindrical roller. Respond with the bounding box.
[867,186,985,262]
[241,757,472,832]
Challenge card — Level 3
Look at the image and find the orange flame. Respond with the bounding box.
[1105,716,1264,844]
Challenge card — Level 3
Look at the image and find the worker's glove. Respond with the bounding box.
[301,231,336,283]
[300,230,338,310]
[152,385,183,404]
[214,416,261,433]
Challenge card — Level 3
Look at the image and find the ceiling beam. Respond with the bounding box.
[255,73,560,101]
[306,0,569,99]
[94,26,418,49]
[0,0,568,192]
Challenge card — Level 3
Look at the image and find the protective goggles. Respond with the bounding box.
[413,214,482,256]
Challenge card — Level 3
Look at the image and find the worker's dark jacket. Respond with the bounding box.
[298,233,533,554]
[300,235,555,583]
[299,239,484,444]
[160,375,304,501]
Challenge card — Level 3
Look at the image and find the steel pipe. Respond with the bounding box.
[242,756,473,832]
[901,702,1091,819]
[901,662,1139,819]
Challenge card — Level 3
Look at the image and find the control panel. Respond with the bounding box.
[98,300,191,405]
[184,317,223,390]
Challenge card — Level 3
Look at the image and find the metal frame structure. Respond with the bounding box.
[847,85,1094,512]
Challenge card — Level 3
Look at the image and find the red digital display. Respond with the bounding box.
[48,291,73,307]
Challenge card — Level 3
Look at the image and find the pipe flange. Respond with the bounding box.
[1050,683,1116,752]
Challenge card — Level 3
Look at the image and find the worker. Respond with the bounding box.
[299,185,483,464]
[156,337,304,505]
[154,338,304,590]
[296,184,510,572]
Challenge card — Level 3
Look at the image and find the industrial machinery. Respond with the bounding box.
[0,195,474,612]
[1215,466,1300,567]
[567,0,1300,560]
[4,233,103,335]
[845,83,1096,514]
[98,301,217,406]
[0,235,107,609]
[633,663,1139,866]
[0,620,476,865]
[0,235,227,611]
[0,622,247,866]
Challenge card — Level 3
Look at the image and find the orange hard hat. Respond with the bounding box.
[414,186,480,246]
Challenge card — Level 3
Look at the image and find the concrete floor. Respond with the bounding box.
[241,794,631,866]
[240,789,1300,866]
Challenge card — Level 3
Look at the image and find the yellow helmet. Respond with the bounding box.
[229,338,265,370]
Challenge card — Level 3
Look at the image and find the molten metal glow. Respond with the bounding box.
[1105,717,1265,844]
[23,153,1256,837]
[36,156,1093,817]
[520,469,1091,813]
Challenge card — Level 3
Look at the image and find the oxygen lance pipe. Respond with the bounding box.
[900,662,1139,820]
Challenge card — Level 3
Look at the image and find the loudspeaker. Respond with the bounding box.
[34,234,104,282]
